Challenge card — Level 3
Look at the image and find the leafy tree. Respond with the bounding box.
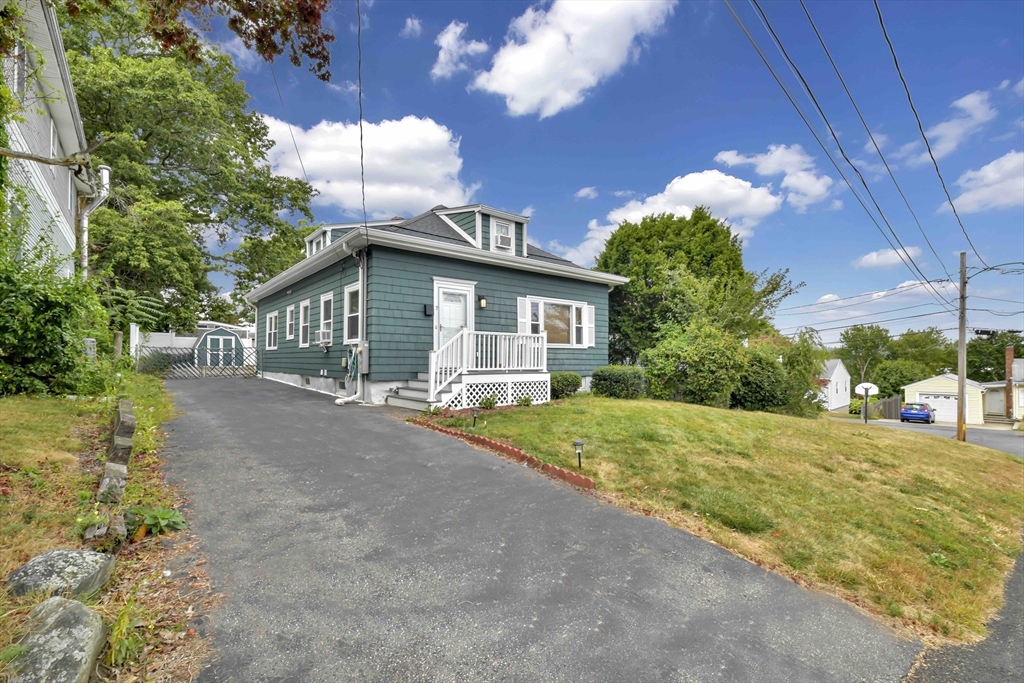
[744,330,829,416]
[731,345,788,412]
[889,327,955,375]
[870,359,930,399]
[967,331,1024,382]
[837,325,892,383]
[61,0,315,330]
[596,209,800,362]
[641,321,745,407]
[64,0,335,81]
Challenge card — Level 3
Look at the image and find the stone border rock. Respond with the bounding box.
[412,419,595,490]
[85,399,136,544]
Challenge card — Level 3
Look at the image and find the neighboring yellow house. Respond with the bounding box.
[981,358,1023,422]
[902,374,986,425]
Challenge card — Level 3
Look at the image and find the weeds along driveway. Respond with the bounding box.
[164,379,918,683]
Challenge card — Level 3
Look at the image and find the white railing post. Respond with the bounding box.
[428,350,437,403]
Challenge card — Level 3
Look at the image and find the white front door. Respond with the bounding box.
[433,280,475,349]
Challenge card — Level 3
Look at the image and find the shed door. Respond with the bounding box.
[208,336,235,366]
[918,393,956,422]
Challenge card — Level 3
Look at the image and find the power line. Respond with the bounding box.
[787,309,954,334]
[798,0,952,282]
[969,308,1024,317]
[356,0,368,231]
[270,63,320,218]
[724,0,955,316]
[748,0,956,314]
[777,279,951,313]
[872,0,988,268]
[777,302,944,331]
[972,295,1024,305]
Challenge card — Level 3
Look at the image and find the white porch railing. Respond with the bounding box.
[428,330,547,403]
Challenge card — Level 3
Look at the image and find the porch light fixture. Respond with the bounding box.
[472,407,481,428]
[573,440,585,470]
[478,295,487,309]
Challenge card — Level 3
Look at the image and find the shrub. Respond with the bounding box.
[641,322,744,407]
[516,395,533,407]
[591,365,645,399]
[732,346,788,411]
[848,396,879,415]
[550,371,583,399]
[479,394,498,410]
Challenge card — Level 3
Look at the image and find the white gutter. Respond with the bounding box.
[78,165,110,277]
[245,226,628,303]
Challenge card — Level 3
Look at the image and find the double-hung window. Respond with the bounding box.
[286,305,295,340]
[518,297,595,348]
[265,312,278,350]
[344,283,360,344]
[319,292,334,345]
[299,300,310,347]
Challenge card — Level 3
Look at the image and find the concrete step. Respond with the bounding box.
[397,387,429,400]
[386,394,431,411]
[406,379,429,391]
[416,372,429,381]
[984,415,1015,424]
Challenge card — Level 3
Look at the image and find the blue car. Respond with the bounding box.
[900,402,935,424]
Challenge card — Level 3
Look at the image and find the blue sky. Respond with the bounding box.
[217,0,1023,344]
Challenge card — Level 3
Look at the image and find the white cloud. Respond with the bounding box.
[431,21,488,81]
[815,293,840,304]
[471,0,677,118]
[574,186,598,200]
[520,205,535,218]
[263,114,479,218]
[400,16,422,38]
[715,144,833,211]
[327,81,358,98]
[853,246,923,269]
[613,190,635,197]
[999,79,1011,90]
[862,132,888,155]
[1015,78,1024,97]
[549,170,781,266]
[829,199,844,211]
[946,150,1024,213]
[906,90,997,165]
[221,36,261,70]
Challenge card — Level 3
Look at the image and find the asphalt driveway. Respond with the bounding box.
[164,378,919,682]
[871,420,1023,459]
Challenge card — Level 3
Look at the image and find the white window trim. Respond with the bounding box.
[299,299,310,348]
[343,283,360,344]
[490,218,514,254]
[285,304,295,340]
[523,296,593,349]
[265,312,279,350]
[320,292,334,346]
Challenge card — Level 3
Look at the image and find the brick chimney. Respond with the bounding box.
[1007,346,1014,419]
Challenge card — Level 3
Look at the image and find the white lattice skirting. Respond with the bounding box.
[443,373,550,409]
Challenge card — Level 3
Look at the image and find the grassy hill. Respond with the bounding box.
[434,394,1024,642]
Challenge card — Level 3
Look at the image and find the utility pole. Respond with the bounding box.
[957,252,967,442]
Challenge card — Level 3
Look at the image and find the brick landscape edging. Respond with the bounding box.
[411,419,595,490]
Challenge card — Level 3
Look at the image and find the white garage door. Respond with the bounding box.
[918,393,957,422]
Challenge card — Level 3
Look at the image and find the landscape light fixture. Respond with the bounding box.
[478,295,487,309]
[472,407,481,428]
[573,440,585,470]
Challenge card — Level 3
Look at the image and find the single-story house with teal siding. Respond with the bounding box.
[244,204,629,410]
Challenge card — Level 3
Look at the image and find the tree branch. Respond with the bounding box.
[0,136,112,168]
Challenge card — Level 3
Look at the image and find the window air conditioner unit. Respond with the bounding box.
[315,329,333,345]
[496,234,513,250]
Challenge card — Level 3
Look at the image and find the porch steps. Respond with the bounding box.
[983,414,1016,425]
[385,373,458,412]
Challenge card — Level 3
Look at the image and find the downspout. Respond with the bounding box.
[336,245,368,405]
[78,165,110,277]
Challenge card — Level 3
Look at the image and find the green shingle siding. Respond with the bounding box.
[330,227,353,242]
[365,246,609,382]
[480,214,490,251]
[515,222,524,257]
[255,256,358,379]
[448,211,476,238]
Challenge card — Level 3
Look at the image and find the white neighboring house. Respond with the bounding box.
[3,0,93,276]
[980,357,1023,422]
[818,359,851,412]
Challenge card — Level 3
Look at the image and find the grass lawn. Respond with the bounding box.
[434,394,1024,642]
[0,375,215,679]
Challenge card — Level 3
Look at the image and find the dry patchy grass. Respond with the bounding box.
[0,375,217,680]
[437,394,1024,642]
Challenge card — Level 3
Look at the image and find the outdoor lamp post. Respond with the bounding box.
[472,407,481,428]
[573,440,585,470]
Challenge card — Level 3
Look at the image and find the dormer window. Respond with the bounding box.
[492,220,513,252]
